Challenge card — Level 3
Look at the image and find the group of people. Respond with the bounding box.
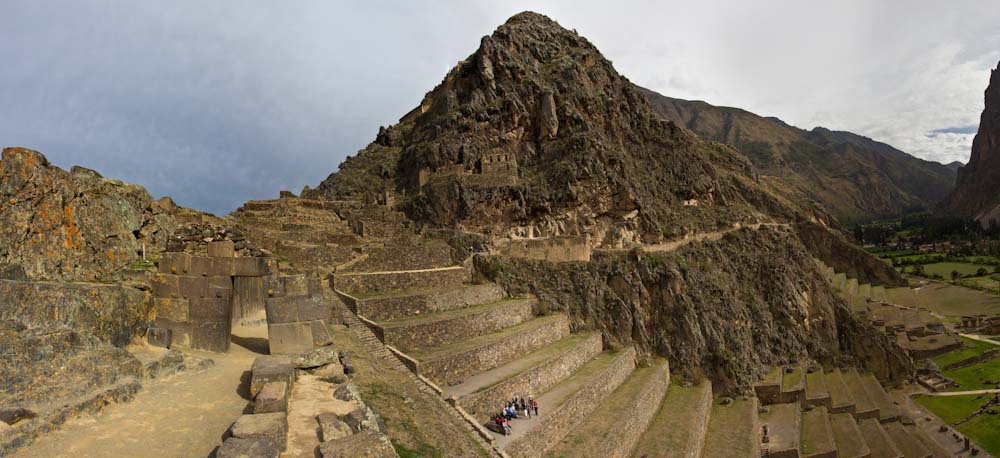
[492,397,539,436]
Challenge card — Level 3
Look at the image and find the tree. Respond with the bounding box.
[951,270,961,282]
[977,267,989,277]
[912,264,925,276]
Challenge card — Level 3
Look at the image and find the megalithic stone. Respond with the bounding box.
[207,240,235,258]
[158,252,191,274]
[268,322,314,354]
[192,320,230,353]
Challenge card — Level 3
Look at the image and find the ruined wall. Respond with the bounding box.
[500,236,592,262]
[461,333,602,422]
[0,279,151,347]
[419,315,569,386]
[344,283,505,321]
[504,347,637,458]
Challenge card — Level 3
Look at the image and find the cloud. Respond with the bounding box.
[1,1,998,213]
[928,125,979,136]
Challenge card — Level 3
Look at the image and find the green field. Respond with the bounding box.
[933,337,999,368]
[943,358,1000,391]
[911,262,995,278]
[915,394,1000,456]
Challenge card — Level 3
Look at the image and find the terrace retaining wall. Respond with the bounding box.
[381,298,534,352]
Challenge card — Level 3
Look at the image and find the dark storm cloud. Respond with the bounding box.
[2,1,998,213]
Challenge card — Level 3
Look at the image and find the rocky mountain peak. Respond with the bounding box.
[941,60,1000,225]
[311,12,799,246]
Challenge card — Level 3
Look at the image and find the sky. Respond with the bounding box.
[2,1,998,215]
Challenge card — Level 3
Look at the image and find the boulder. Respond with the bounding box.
[292,346,340,369]
[313,363,347,384]
[253,382,289,414]
[250,356,293,397]
[217,437,280,458]
[318,431,396,458]
[229,412,288,452]
[317,412,352,442]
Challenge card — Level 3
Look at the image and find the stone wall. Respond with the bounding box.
[341,243,455,273]
[419,315,570,386]
[333,266,466,294]
[943,348,1000,371]
[264,292,332,354]
[589,359,670,458]
[499,236,591,262]
[685,382,714,458]
[380,298,534,352]
[461,333,602,422]
[0,279,150,347]
[504,347,637,458]
[345,283,506,321]
[151,242,270,352]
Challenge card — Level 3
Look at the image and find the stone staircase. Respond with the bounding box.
[332,253,671,458]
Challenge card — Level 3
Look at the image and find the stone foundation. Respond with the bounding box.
[419,315,570,386]
[503,347,637,458]
[460,333,602,422]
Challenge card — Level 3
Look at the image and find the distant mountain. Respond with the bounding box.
[940,61,1000,226]
[945,161,964,172]
[638,88,957,225]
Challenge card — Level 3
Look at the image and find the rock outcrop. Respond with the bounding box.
[0,147,177,282]
[940,60,1000,226]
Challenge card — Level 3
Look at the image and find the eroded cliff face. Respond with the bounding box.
[477,225,912,393]
[0,147,177,282]
[941,61,1000,225]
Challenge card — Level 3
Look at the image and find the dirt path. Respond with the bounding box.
[960,333,1000,346]
[924,388,1000,397]
[282,374,357,458]
[12,325,267,458]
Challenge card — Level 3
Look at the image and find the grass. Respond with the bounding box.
[920,262,995,278]
[942,357,1000,391]
[470,333,592,394]
[805,370,828,400]
[800,408,834,456]
[781,367,804,392]
[856,418,898,458]
[829,413,867,457]
[884,282,1000,318]
[916,393,1000,456]
[701,397,758,458]
[634,382,710,457]
[932,337,999,368]
[380,297,527,328]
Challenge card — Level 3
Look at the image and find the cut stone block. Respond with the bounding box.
[310,320,332,346]
[253,381,289,414]
[158,252,191,274]
[150,273,180,298]
[281,275,310,296]
[264,296,300,325]
[189,256,214,276]
[232,256,269,276]
[147,327,171,348]
[250,356,294,397]
[192,320,230,353]
[154,317,191,347]
[318,431,396,458]
[267,322,314,354]
[317,412,351,442]
[188,297,231,321]
[293,346,340,369]
[155,297,190,322]
[212,257,235,277]
[297,295,328,322]
[208,240,235,258]
[229,412,288,451]
[217,437,280,458]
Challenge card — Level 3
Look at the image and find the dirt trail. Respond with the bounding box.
[960,333,1000,346]
[639,222,788,254]
[282,374,357,458]
[924,388,1000,397]
[12,325,267,458]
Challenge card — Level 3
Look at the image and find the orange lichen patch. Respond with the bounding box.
[107,249,116,261]
[63,204,82,249]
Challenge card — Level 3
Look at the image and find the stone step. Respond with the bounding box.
[881,423,931,458]
[825,369,856,414]
[805,368,831,409]
[753,366,784,404]
[632,380,712,458]
[411,314,570,387]
[900,423,951,458]
[449,332,603,423]
[781,366,806,404]
[700,396,760,458]
[857,418,902,458]
[376,297,536,353]
[829,413,870,458]
[546,358,669,458]
[859,374,900,423]
[842,369,880,420]
[343,283,506,322]
[760,402,802,458]
[496,347,638,458]
[800,406,837,458]
[333,265,466,295]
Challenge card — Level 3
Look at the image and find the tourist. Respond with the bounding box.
[521,397,530,418]
[532,398,539,416]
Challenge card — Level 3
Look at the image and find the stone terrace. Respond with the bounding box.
[633,381,712,458]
